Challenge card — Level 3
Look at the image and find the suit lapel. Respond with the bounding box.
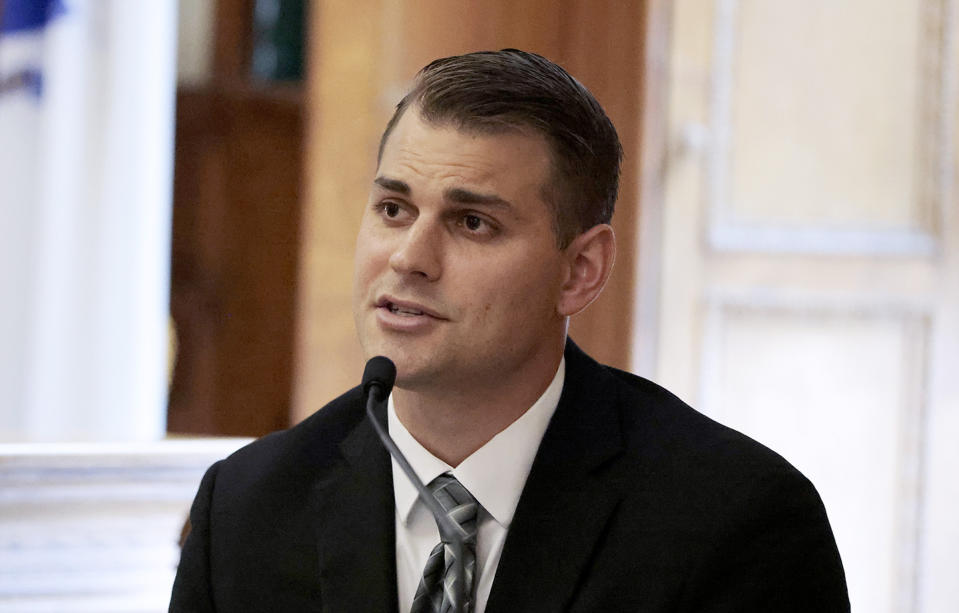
[486,341,627,613]
[311,399,399,613]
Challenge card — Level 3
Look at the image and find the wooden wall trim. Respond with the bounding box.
[632,0,673,376]
[212,0,255,79]
[292,2,386,421]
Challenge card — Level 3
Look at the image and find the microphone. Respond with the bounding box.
[362,356,396,403]
[361,357,467,613]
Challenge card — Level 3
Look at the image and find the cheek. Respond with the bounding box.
[353,225,388,284]
[352,247,368,296]
[352,243,380,313]
[471,259,562,325]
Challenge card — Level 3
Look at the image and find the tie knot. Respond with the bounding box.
[429,474,478,544]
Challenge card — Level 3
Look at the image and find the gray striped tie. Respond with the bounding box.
[409,474,478,613]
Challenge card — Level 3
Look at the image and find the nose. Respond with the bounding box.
[389,218,442,281]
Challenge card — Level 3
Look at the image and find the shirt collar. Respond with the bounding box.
[389,358,566,529]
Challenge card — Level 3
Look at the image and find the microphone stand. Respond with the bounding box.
[365,386,467,613]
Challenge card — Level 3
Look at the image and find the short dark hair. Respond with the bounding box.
[377,49,623,248]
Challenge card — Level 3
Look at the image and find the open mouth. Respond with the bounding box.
[386,302,426,317]
[376,296,443,320]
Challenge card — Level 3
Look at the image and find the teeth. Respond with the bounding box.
[389,303,424,316]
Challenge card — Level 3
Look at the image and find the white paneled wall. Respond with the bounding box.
[638,0,959,610]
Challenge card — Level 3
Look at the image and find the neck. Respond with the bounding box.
[393,348,564,467]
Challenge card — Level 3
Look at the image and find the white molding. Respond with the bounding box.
[631,0,674,378]
[703,0,949,256]
[708,224,939,257]
[934,0,956,244]
[0,438,252,612]
[704,0,737,252]
[698,294,929,613]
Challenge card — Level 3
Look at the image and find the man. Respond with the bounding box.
[170,49,849,612]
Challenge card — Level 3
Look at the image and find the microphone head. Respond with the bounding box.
[362,356,397,402]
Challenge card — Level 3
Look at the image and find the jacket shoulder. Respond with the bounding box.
[603,363,801,476]
[212,386,366,492]
[581,361,848,609]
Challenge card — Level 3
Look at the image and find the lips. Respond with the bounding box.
[388,303,424,316]
[375,296,445,320]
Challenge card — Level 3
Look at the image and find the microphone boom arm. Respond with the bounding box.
[364,380,467,613]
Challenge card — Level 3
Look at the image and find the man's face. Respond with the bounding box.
[352,109,569,391]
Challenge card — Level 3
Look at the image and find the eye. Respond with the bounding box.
[463,214,483,231]
[373,200,410,224]
[383,202,401,218]
[455,211,498,239]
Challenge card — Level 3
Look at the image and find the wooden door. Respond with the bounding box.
[167,0,305,436]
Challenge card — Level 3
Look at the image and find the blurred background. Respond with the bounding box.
[1,0,956,611]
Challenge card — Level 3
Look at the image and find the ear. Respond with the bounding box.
[557,224,616,317]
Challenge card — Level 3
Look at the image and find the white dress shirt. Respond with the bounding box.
[389,358,566,613]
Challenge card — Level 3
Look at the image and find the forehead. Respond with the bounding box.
[376,110,553,198]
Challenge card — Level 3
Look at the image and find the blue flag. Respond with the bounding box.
[0,0,67,98]
[0,0,66,33]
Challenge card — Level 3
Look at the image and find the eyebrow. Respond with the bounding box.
[373,176,410,194]
[373,176,513,210]
[444,187,512,209]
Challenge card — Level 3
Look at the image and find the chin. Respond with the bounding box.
[360,331,453,387]
[389,358,441,391]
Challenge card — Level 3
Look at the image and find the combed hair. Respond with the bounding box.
[377,49,623,248]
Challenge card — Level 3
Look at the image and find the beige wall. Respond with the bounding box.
[176,0,214,85]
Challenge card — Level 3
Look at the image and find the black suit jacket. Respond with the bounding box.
[170,340,849,612]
